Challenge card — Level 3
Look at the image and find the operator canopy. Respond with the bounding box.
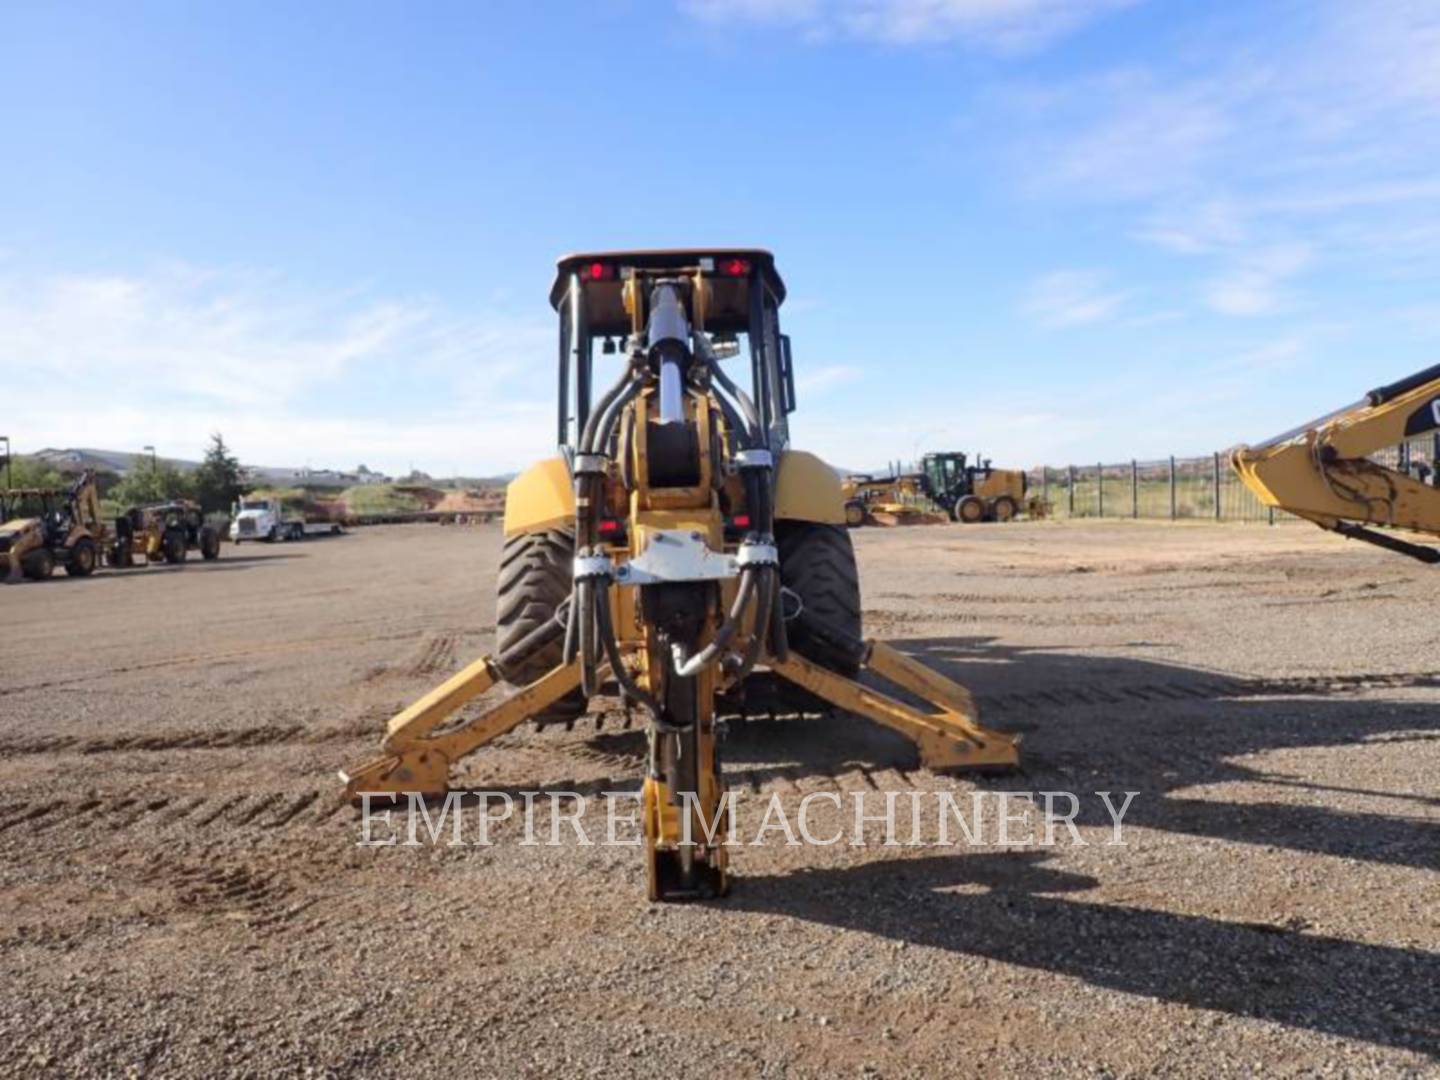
[550,249,785,336]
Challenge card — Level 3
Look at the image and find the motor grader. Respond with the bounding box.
[1233,362,1440,563]
[840,473,944,527]
[0,469,113,580]
[919,451,1028,524]
[342,249,1018,901]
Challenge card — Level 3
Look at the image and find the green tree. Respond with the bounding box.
[111,456,193,508]
[192,433,246,514]
[2,455,65,491]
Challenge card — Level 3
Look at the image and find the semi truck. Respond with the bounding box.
[229,497,342,543]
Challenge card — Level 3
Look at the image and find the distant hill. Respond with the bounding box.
[27,446,511,490]
[33,447,201,474]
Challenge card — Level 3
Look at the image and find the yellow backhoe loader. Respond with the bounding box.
[342,250,1019,900]
[1232,362,1440,563]
[0,469,115,580]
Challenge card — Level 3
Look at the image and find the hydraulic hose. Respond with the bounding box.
[561,586,579,665]
[585,373,644,456]
[695,332,762,437]
[578,579,600,698]
[727,565,775,684]
[570,363,649,685]
[711,388,759,452]
[673,567,759,678]
[580,362,637,453]
[593,582,663,724]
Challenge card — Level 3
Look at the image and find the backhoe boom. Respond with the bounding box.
[1232,362,1440,562]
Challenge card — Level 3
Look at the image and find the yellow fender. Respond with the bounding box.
[503,449,845,537]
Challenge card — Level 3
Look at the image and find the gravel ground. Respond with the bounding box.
[0,520,1435,1076]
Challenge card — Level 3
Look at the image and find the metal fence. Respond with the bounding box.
[1025,436,1440,523]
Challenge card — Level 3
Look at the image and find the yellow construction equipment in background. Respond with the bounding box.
[840,474,945,527]
[841,452,1031,528]
[0,470,113,580]
[342,250,1019,900]
[1232,362,1440,563]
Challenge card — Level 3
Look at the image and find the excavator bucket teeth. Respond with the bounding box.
[771,642,1020,771]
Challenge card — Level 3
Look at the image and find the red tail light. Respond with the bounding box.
[581,262,615,281]
[717,258,751,277]
[731,514,751,528]
[598,518,621,534]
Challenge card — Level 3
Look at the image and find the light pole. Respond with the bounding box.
[0,435,10,491]
[142,445,157,471]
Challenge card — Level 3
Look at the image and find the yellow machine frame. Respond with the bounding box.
[0,470,111,580]
[343,251,1019,901]
[1233,362,1440,563]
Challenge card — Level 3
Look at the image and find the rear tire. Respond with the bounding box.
[66,539,97,577]
[956,496,985,524]
[495,527,586,724]
[992,496,1017,523]
[843,501,866,528]
[777,521,863,677]
[200,526,221,560]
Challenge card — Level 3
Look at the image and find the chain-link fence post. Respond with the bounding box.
[1213,452,1222,521]
[1068,465,1075,516]
[1097,463,1104,517]
[1131,460,1139,518]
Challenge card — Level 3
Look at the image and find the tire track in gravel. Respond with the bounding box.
[4,670,1435,759]
[0,628,424,697]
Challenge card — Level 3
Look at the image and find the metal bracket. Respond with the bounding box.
[735,449,773,470]
[613,530,739,586]
[573,453,609,477]
[735,541,778,568]
[574,555,615,581]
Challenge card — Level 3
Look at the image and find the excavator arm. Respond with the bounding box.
[1232,362,1440,563]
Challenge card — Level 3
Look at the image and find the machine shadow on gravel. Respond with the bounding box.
[726,851,1439,1057]
[584,637,1440,871]
[895,636,1439,873]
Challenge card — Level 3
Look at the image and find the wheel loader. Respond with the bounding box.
[342,250,1018,901]
[0,469,115,581]
[1232,362,1440,563]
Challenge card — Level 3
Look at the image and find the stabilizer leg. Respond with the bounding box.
[771,641,1020,771]
[339,658,586,801]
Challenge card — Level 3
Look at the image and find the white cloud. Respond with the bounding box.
[1040,77,1232,200]
[1134,201,1246,255]
[0,261,555,475]
[982,2,1440,324]
[1207,337,1307,377]
[1202,245,1311,317]
[1022,270,1126,326]
[682,0,1136,49]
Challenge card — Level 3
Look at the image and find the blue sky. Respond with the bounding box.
[3,0,1437,475]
